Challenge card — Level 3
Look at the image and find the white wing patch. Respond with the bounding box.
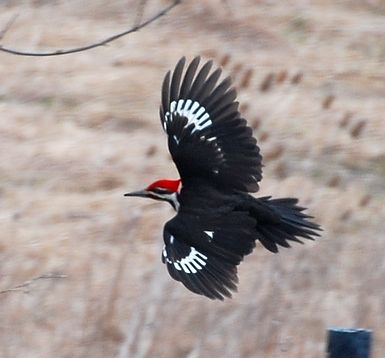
[164,99,212,134]
[204,230,214,240]
[163,244,208,274]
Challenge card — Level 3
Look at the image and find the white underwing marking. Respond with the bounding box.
[184,261,196,274]
[164,99,212,134]
[177,99,184,112]
[162,245,172,263]
[200,113,210,122]
[189,101,200,114]
[191,261,202,270]
[193,254,207,266]
[171,247,208,274]
[182,99,193,115]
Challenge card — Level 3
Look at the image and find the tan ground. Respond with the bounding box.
[1,0,385,357]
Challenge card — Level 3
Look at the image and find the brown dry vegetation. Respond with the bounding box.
[1,0,385,357]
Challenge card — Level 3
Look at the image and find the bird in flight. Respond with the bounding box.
[125,56,321,300]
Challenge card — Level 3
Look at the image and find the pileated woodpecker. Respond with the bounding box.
[125,56,321,300]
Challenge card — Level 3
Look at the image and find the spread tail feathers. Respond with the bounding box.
[251,196,321,253]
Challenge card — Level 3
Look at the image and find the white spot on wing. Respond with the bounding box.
[204,231,214,240]
[162,245,172,264]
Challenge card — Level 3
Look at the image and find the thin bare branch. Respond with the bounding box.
[0,0,181,57]
[0,273,67,295]
[134,0,150,27]
[0,13,18,41]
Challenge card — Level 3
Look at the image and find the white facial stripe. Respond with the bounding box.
[166,246,208,274]
[164,99,212,134]
[169,193,180,212]
[153,192,180,211]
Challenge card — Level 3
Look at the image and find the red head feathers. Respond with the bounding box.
[146,179,181,193]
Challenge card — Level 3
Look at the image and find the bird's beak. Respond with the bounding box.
[124,189,149,198]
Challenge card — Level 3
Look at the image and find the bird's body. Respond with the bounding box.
[125,56,321,300]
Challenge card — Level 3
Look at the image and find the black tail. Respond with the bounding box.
[250,196,321,253]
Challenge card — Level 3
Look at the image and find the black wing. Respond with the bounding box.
[161,212,257,300]
[160,56,262,193]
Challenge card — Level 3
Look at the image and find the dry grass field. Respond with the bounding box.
[1,0,385,357]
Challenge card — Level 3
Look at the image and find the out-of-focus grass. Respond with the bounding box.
[0,0,385,357]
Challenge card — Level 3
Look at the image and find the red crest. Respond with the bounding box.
[147,179,181,193]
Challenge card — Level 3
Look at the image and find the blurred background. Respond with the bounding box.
[1,0,385,357]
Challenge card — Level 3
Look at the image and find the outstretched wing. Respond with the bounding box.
[161,212,257,300]
[160,56,262,193]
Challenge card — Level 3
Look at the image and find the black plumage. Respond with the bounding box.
[127,56,321,300]
[160,56,262,193]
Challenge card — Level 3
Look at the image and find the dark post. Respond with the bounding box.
[327,328,372,358]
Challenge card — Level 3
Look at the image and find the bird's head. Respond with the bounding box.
[124,179,181,211]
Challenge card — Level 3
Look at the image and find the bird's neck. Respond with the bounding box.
[164,192,180,211]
